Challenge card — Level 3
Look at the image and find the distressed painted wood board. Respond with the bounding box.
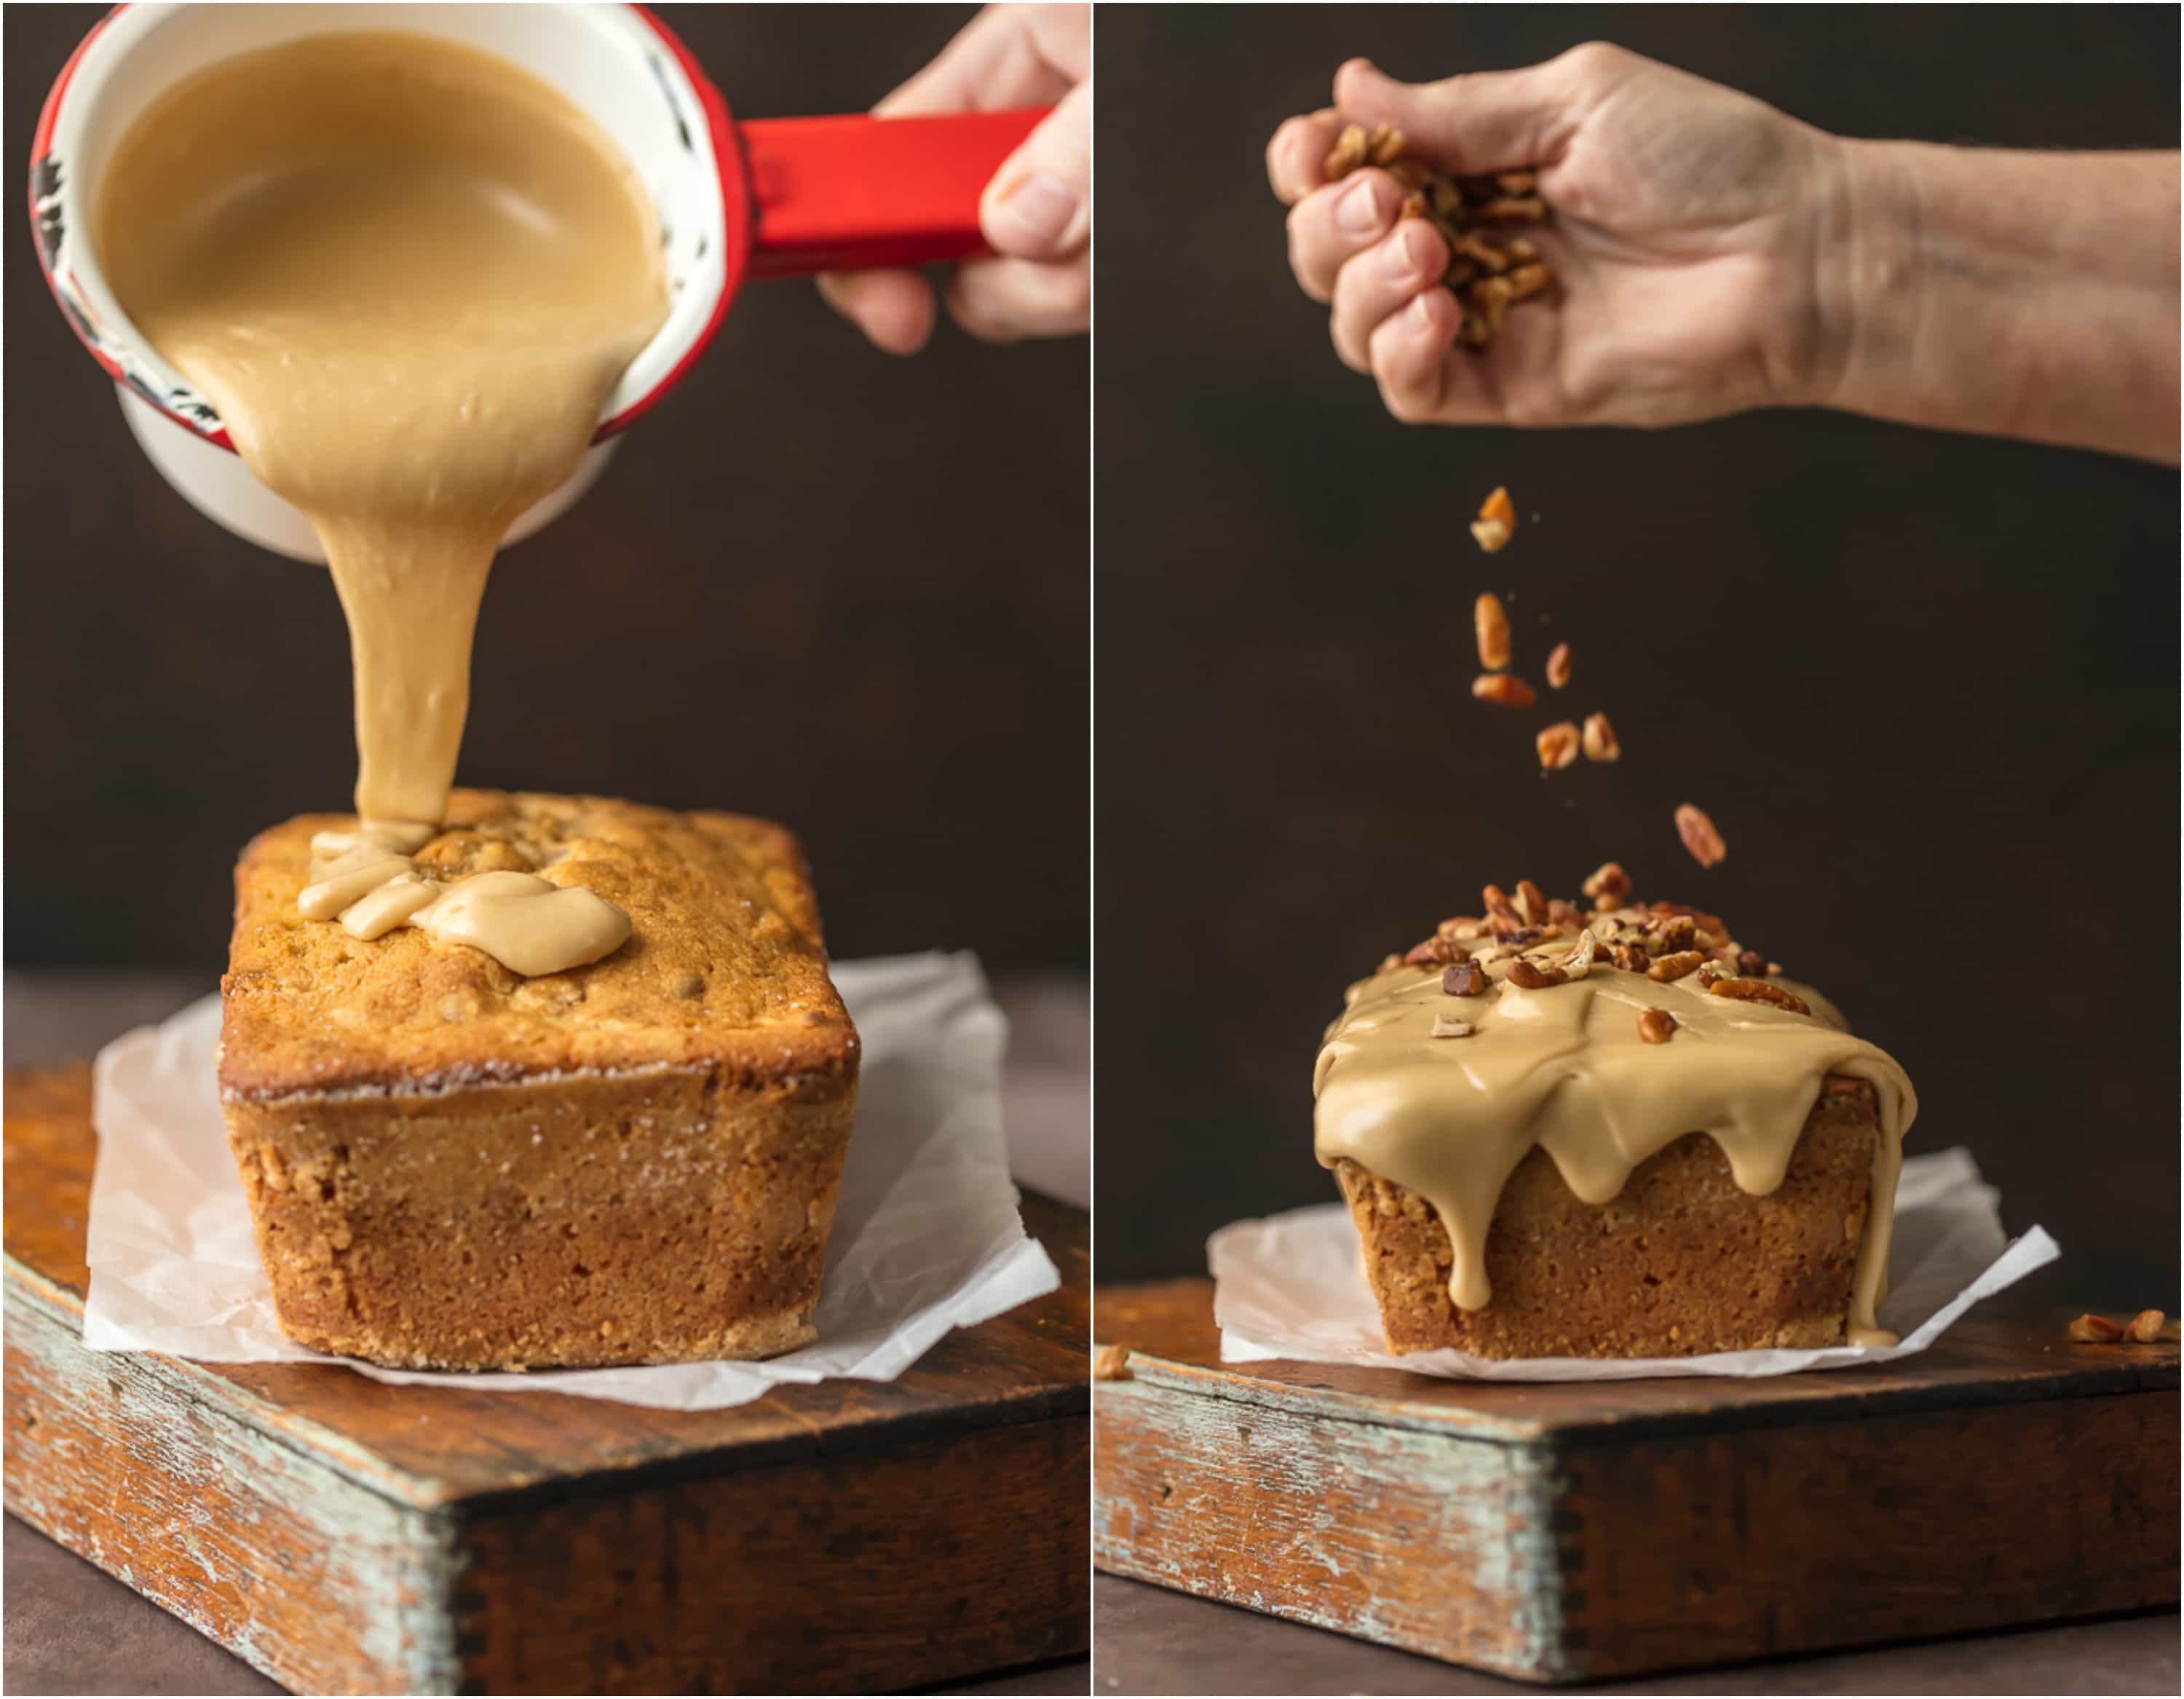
[4,1064,1089,1695]
[1093,1278,2178,1685]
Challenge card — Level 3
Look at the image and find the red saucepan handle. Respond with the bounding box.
[739,108,1048,279]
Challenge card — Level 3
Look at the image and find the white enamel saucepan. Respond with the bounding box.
[31,3,1044,560]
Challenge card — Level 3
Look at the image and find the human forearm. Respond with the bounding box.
[1824,142,2179,462]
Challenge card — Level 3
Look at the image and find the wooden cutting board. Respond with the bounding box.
[3,1063,1088,1696]
[1093,1278,2177,1685]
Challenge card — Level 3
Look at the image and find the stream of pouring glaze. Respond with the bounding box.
[99,32,668,977]
[1314,911,1917,1347]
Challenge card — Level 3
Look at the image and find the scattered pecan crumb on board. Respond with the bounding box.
[1092,1343,1134,1382]
[2068,1313,2125,1343]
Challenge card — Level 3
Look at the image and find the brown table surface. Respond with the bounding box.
[1,967,1090,1698]
[1093,1576,2180,1696]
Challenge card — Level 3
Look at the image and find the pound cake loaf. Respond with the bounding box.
[1314,867,1916,1358]
[219,790,859,1371]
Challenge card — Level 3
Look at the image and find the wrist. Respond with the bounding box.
[1800,136,1926,419]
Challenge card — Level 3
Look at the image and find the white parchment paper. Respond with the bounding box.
[83,951,1061,1410]
[1211,1147,2059,1380]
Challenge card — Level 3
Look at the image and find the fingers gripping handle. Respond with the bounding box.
[741,108,1048,278]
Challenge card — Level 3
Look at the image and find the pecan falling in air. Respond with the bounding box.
[1637,1007,1678,1044]
[1709,977,1811,1015]
[1472,672,1538,708]
[1471,486,1518,554]
[1546,642,1572,689]
[1536,721,1580,770]
[1675,803,1728,869]
[1581,713,1621,762]
[2068,1313,2125,1343]
[1442,959,1489,997]
[1647,950,1706,983]
[1475,593,1512,669]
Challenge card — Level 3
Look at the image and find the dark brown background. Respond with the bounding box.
[4,4,1086,973]
[1093,4,2181,1306]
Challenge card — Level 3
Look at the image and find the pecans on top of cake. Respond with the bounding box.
[1372,871,1800,1015]
[1322,124,1554,351]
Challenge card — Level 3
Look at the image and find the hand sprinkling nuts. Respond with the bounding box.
[1475,593,1511,669]
[1675,803,1728,869]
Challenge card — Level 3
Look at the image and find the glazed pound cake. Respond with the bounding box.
[1315,867,1917,1358]
[218,790,859,1371]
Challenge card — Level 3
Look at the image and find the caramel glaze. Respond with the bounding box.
[100,33,667,978]
[1314,893,1917,1348]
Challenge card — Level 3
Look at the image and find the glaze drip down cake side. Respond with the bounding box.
[218,790,860,1371]
[1313,867,1917,1358]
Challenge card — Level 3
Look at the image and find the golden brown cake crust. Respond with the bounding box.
[217,791,858,1370]
[219,789,857,1099]
[1335,1080,1880,1358]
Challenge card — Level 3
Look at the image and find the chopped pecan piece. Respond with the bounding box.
[1563,929,1598,978]
[1430,1013,1476,1038]
[1482,883,1522,929]
[1709,978,1811,1015]
[1647,950,1706,983]
[1675,802,1728,869]
[1092,1343,1134,1382]
[1442,959,1489,997]
[1637,1007,1677,1045]
[1536,721,1580,770]
[1696,959,1730,989]
[1471,486,1517,553]
[1479,195,1547,222]
[2068,1313,2124,1344]
[1581,860,1629,899]
[1659,914,1698,952]
[1472,672,1537,708]
[1613,942,1651,973]
[1404,938,1457,966]
[1515,879,1549,925]
[1505,957,1568,989]
[1545,642,1572,689]
[1474,593,1511,670]
[1495,170,1538,195]
[1547,897,1583,930]
[1366,124,1407,167]
[1737,948,1769,977]
[1323,124,1369,179]
[1580,713,1621,762]
[1505,261,1553,301]
[2126,1309,2167,1342]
